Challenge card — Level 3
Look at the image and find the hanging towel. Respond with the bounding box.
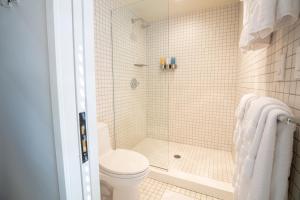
[239,34,271,51]
[233,93,257,148]
[241,104,291,180]
[243,97,288,141]
[239,0,254,50]
[233,94,257,189]
[235,97,286,165]
[240,0,300,51]
[276,0,300,29]
[249,0,277,39]
[233,97,272,190]
[233,96,291,200]
[239,0,272,51]
[247,109,295,200]
[270,118,295,200]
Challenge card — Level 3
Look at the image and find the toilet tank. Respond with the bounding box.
[97,122,112,157]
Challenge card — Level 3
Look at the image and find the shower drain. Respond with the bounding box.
[174,154,181,159]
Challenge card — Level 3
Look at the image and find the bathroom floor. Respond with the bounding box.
[133,138,234,183]
[140,178,221,200]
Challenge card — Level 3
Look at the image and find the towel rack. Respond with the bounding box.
[278,116,300,127]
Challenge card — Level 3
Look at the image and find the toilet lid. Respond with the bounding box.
[100,149,149,175]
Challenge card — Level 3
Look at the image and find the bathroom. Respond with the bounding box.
[94,0,300,199]
[0,0,300,200]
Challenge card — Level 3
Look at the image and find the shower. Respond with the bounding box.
[109,0,238,199]
[131,17,151,29]
[130,17,150,41]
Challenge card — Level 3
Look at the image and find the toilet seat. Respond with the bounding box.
[100,167,149,179]
[100,149,149,177]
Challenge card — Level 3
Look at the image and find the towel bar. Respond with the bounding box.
[278,116,300,127]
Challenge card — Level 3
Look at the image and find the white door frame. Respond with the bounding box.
[46,0,100,199]
[82,1,101,199]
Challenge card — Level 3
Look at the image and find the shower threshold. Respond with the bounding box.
[133,138,234,200]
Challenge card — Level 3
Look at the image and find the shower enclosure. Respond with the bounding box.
[112,0,170,170]
[111,0,239,186]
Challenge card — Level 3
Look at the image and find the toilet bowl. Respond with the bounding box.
[98,123,149,200]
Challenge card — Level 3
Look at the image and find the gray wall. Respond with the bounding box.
[0,0,60,199]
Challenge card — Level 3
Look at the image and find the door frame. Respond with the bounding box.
[46,0,100,199]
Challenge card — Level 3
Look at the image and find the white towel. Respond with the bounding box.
[241,104,291,180]
[235,97,286,165]
[276,0,300,29]
[234,96,271,189]
[247,109,295,200]
[235,94,256,120]
[233,97,292,200]
[239,0,271,51]
[242,97,287,141]
[233,93,257,147]
[240,0,300,51]
[234,97,269,191]
[233,94,258,185]
[239,35,271,51]
[250,0,277,39]
[270,119,295,200]
[239,0,253,50]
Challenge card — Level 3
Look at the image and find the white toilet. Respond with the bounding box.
[97,122,149,200]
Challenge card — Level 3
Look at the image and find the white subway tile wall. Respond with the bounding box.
[146,4,240,151]
[237,20,300,200]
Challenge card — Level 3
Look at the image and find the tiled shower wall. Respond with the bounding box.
[146,4,240,151]
[95,1,240,151]
[112,7,147,149]
[95,0,147,149]
[237,20,300,199]
[94,0,115,147]
[146,19,170,142]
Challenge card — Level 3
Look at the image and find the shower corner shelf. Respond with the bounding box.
[134,64,148,67]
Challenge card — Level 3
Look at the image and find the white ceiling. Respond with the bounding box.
[114,0,240,22]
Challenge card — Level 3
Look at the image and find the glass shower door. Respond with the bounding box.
[111,0,169,170]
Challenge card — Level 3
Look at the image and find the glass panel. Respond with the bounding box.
[112,0,169,170]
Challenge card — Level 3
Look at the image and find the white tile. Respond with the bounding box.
[161,190,193,200]
[146,4,240,151]
[134,138,234,183]
[140,178,221,200]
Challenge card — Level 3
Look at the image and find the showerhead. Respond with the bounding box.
[131,17,144,24]
[141,23,151,29]
[131,17,150,29]
[130,17,150,41]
